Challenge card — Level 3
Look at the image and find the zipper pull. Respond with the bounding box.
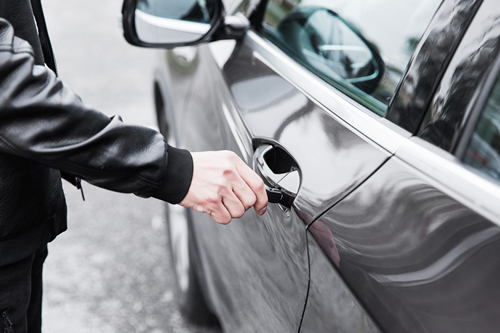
[75,177,85,201]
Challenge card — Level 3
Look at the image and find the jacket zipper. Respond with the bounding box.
[1,311,14,333]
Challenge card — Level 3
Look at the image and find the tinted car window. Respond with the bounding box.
[262,0,442,115]
[464,76,500,180]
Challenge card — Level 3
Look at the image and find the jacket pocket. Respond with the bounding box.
[1,310,14,333]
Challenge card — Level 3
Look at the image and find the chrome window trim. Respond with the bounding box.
[396,137,500,226]
[454,50,500,159]
[245,30,411,155]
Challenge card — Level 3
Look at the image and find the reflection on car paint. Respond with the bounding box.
[175,44,310,332]
[308,220,340,267]
[300,233,381,333]
[312,158,500,332]
[223,42,391,224]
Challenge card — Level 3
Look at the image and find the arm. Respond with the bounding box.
[0,19,268,220]
[0,18,190,203]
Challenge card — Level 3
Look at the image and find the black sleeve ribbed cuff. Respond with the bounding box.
[152,145,193,204]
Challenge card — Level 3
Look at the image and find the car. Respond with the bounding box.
[121,0,500,332]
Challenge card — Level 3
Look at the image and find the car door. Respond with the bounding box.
[301,0,500,332]
[172,37,390,332]
[165,0,453,331]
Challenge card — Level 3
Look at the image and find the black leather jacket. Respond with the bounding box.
[0,0,193,265]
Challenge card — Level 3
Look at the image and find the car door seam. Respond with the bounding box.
[296,154,393,332]
[305,154,393,231]
[297,229,311,333]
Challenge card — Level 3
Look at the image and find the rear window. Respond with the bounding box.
[464,76,500,180]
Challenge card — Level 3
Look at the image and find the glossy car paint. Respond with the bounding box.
[161,37,391,331]
[221,40,391,220]
[148,0,500,331]
[307,156,500,333]
[158,42,311,332]
[300,229,381,333]
[302,1,500,332]
[154,25,392,333]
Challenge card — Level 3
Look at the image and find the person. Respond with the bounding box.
[0,1,268,332]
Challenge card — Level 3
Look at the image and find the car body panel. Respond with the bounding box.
[159,30,391,332]
[303,1,500,331]
[219,37,392,222]
[147,0,500,331]
[306,156,500,332]
[300,230,381,333]
[162,43,310,332]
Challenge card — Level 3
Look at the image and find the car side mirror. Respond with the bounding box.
[122,0,248,48]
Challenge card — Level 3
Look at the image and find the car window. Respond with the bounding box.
[261,0,442,115]
[464,76,500,181]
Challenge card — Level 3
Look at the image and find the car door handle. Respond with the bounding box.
[253,144,301,208]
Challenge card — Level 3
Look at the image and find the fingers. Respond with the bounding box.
[209,161,265,224]
[222,191,246,218]
[233,157,268,215]
[179,150,269,225]
[232,174,257,210]
[210,201,232,224]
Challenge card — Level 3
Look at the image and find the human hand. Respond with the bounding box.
[180,151,268,224]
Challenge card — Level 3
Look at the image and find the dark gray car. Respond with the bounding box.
[122,0,500,331]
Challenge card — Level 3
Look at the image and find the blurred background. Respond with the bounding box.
[41,0,203,332]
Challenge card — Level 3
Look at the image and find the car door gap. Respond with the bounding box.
[297,229,311,333]
[296,155,392,332]
[305,154,393,232]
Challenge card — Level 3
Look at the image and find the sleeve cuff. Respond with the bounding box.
[152,145,193,204]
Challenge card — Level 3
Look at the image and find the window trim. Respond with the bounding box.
[455,54,500,160]
[395,135,500,226]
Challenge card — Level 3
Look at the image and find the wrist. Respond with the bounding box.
[153,144,193,204]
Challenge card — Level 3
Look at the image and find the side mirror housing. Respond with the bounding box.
[122,0,248,48]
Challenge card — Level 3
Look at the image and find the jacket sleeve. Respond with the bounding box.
[0,19,193,204]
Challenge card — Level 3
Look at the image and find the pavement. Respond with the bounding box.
[41,1,211,332]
